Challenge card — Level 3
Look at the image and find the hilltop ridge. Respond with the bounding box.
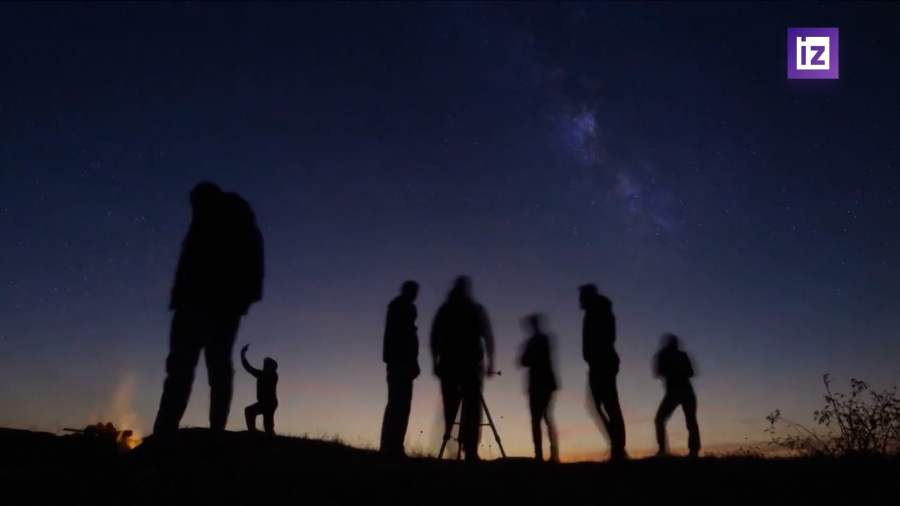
[1,427,897,505]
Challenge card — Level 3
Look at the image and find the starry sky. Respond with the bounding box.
[1,2,899,459]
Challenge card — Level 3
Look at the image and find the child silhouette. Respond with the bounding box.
[241,343,279,435]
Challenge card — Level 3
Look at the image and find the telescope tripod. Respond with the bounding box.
[437,373,506,460]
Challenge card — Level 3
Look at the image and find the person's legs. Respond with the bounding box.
[393,377,413,452]
[606,374,625,458]
[153,310,204,440]
[245,402,262,432]
[459,369,483,461]
[545,395,559,463]
[263,403,277,436]
[379,374,395,452]
[588,368,614,449]
[204,312,241,432]
[592,369,626,460]
[683,388,701,457]
[528,392,545,461]
[588,368,605,420]
[380,372,413,455]
[440,374,461,443]
[654,391,679,456]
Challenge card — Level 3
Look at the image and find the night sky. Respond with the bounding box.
[2,3,899,459]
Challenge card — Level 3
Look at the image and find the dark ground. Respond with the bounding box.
[1,427,897,505]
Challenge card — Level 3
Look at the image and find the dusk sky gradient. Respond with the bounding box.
[2,2,899,459]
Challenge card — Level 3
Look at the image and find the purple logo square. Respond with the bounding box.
[788,28,839,79]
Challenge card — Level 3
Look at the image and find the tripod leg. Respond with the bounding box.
[438,433,449,459]
[481,395,506,458]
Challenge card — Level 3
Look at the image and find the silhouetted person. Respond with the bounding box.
[518,313,559,462]
[379,280,421,457]
[579,284,627,461]
[653,333,700,457]
[240,344,279,435]
[431,276,495,462]
[152,182,265,442]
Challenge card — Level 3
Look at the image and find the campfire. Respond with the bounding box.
[64,422,141,450]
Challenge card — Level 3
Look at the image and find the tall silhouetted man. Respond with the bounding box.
[431,276,495,462]
[153,182,264,442]
[379,280,420,457]
[241,344,278,435]
[653,333,700,457]
[579,284,626,461]
[519,313,559,462]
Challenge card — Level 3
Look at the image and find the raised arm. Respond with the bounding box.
[240,344,261,377]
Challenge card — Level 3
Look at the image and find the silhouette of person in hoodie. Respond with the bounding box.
[431,276,495,462]
[153,183,264,442]
[379,280,420,456]
[579,284,626,461]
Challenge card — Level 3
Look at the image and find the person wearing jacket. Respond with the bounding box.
[579,283,626,461]
[379,280,421,456]
[519,313,559,462]
[653,333,700,457]
[431,276,495,462]
[152,182,264,442]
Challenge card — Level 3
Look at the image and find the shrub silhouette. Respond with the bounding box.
[767,374,900,457]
